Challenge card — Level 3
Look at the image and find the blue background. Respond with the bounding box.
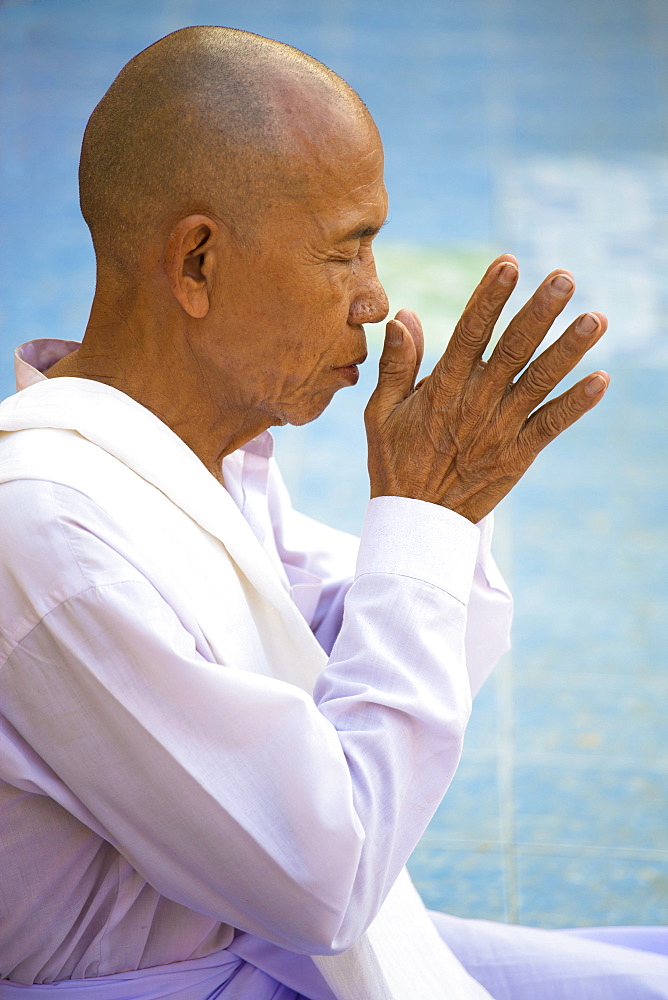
[1,0,666,929]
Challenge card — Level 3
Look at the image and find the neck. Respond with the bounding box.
[46,287,269,482]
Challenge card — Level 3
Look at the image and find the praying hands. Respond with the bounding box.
[366,253,608,522]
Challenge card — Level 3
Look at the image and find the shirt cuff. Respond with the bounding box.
[475,511,494,559]
[356,496,480,606]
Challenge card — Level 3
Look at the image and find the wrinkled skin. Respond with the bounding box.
[48,79,608,517]
[47,100,391,471]
[180,111,390,433]
[366,257,608,523]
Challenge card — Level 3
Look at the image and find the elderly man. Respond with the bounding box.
[0,25,666,1000]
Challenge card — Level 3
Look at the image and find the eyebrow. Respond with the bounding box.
[341,220,389,242]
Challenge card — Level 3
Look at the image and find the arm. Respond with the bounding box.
[362,257,606,686]
[269,456,512,689]
[0,481,476,957]
[1,257,607,961]
[266,460,359,654]
[466,512,513,697]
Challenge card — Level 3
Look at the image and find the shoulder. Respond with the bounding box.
[0,479,149,656]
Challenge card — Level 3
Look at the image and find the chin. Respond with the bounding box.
[285,408,327,428]
[281,392,338,428]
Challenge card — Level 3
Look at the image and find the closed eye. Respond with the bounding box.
[331,219,388,260]
[330,253,357,264]
[342,221,388,242]
[328,242,361,264]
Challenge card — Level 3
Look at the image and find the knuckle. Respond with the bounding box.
[561,389,585,417]
[496,333,533,369]
[453,328,481,354]
[465,303,489,331]
[539,408,564,438]
[378,356,410,377]
[531,292,558,324]
[453,311,486,349]
[521,364,554,398]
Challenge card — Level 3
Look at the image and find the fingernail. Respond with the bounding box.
[585,374,608,396]
[576,312,599,336]
[550,274,574,297]
[386,321,403,347]
[498,263,518,286]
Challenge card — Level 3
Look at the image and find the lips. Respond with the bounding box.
[332,352,367,385]
[335,354,367,370]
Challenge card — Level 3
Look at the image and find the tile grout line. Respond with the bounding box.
[494,498,519,924]
[416,838,668,863]
[498,653,519,924]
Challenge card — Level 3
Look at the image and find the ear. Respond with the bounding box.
[164,215,222,319]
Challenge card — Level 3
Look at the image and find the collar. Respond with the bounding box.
[13,339,274,458]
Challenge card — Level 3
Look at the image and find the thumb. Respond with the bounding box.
[368,319,418,418]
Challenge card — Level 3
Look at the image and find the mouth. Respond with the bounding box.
[333,354,367,386]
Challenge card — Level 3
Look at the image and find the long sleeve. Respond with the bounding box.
[465,512,513,697]
[268,456,512,687]
[0,480,478,971]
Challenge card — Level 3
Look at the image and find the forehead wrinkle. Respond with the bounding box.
[276,99,381,186]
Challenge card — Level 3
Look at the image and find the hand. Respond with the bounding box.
[365,254,609,523]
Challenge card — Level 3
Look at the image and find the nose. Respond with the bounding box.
[348,275,389,326]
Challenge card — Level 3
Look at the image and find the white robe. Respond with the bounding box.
[0,356,510,998]
[1,346,667,1000]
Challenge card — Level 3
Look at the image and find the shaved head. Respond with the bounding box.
[49,25,389,468]
[79,26,371,272]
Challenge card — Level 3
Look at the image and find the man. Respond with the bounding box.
[0,24,666,1000]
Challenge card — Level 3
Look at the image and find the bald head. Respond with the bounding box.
[79,26,371,273]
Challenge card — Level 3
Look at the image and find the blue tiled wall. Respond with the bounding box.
[1,0,666,929]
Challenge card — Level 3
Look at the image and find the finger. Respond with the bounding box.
[506,311,607,417]
[394,308,424,389]
[520,369,610,456]
[366,318,418,422]
[484,270,576,391]
[432,254,519,388]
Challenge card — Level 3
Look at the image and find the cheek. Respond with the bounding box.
[219,262,354,382]
[273,281,353,362]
